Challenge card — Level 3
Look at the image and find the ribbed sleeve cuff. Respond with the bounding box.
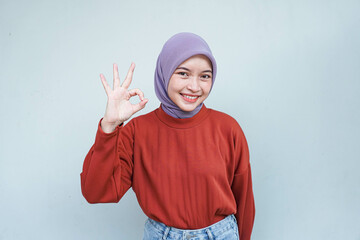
[96,118,123,137]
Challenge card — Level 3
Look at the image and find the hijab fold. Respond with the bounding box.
[154,32,217,119]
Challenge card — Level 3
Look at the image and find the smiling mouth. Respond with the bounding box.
[180,94,200,103]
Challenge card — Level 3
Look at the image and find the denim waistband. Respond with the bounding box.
[146,215,237,240]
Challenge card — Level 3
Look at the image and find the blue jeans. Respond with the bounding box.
[143,214,239,240]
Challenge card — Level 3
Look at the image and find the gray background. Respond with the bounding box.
[1,0,359,239]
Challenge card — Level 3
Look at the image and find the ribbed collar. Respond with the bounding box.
[155,104,211,129]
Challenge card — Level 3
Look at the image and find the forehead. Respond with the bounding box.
[177,54,212,69]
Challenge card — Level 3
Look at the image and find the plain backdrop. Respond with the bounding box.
[1,0,359,239]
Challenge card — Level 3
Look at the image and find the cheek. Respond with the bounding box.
[202,81,212,94]
[167,78,182,100]
[168,76,181,90]
[167,78,176,96]
[167,86,177,99]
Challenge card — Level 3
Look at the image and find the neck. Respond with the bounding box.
[161,103,203,119]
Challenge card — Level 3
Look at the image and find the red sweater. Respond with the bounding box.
[81,105,255,239]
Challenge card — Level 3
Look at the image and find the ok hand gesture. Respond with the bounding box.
[100,63,148,133]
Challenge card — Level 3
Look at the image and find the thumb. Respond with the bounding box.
[132,99,148,113]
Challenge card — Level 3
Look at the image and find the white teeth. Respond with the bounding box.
[183,95,198,100]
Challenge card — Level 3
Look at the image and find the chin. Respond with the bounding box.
[179,103,201,112]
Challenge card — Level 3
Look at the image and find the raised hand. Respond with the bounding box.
[100,63,148,133]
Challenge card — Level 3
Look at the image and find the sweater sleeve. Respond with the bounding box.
[80,118,134,203]
[231,126,255,240]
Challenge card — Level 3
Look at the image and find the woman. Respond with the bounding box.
[81,32,255,240]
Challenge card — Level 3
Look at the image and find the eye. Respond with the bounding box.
[177,72,189,77]
[201,74,212,80]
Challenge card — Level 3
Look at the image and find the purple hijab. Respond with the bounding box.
[154,32,217,119]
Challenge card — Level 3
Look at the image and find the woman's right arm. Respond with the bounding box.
[80,63,148,203]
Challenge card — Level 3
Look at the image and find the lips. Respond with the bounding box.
[180,93,200,103]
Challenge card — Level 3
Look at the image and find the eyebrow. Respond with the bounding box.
[176,67,212,73]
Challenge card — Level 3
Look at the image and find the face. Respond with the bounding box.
[167,54,213,112]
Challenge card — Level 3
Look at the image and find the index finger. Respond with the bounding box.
[121,63,135,89]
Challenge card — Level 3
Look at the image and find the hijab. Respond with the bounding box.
[154,32,217,119]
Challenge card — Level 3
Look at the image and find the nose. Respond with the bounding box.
[187,77,200,92]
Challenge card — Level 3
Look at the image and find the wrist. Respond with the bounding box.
[101,118,122,133]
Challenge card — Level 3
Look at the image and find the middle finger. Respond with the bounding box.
[121,63,135,89]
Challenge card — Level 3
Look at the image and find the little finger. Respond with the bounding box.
[100,74,111,95]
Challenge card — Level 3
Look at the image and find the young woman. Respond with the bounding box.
[81,32,255,240]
